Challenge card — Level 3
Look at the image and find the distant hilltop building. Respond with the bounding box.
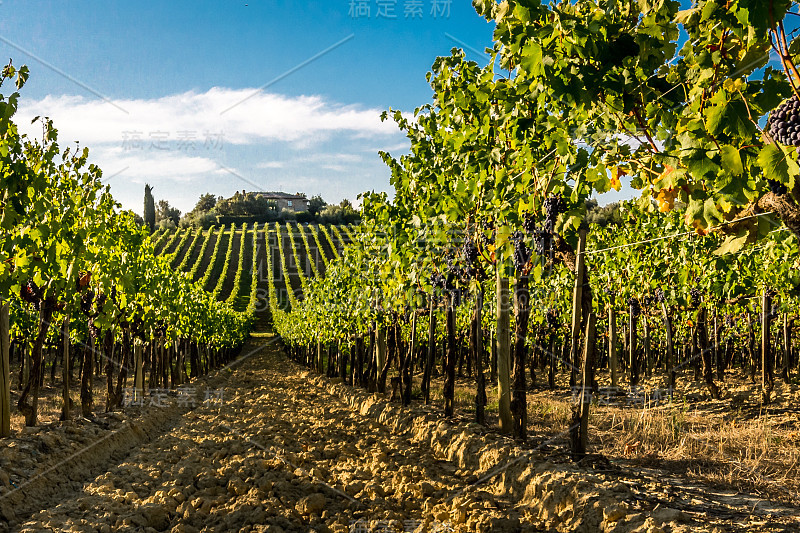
[241,190,309,212]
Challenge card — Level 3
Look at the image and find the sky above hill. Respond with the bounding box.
[0,0,699,216]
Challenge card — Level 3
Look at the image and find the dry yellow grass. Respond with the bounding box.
[420,367,800,504]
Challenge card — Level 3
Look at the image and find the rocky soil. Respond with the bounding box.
[1,339,799,532]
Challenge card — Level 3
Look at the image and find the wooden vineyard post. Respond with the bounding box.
[546,331,556,390]
[713,309,722,381]
[423,297,436,404]
[403,310,416,406]
[782,313,791,383]
[61,314,70,421]
[620,321,627,368]
[696,307,720,399]
[80,329,94,417]
[569,228,587,387]
[474,289,486,425]
[444,292,457,417]
[134,341,144,401]
[628,304,636,386]
[762,290,774,404]
[512,275,530,441]
[570,312,596,461]
[661,300,675,393]
[339,339,348,382]
[348,337,357,386]
[747,312,756,381]
[316,342,323,374]
[496,267,512,433]
[376,328,387,392]
[608,295,618,388]
[1,301,10,437]
[643,315,652,378]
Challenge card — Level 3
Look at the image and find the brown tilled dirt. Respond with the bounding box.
[2,339,799,532]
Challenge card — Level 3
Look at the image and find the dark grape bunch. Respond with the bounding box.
[768,179,788,195]
[522,211,536,234]
[511,230,531,272]
[543,193,566,233]
[533,228,553,256]
[80,290,95,315]
[627,297,641,317]
[724,314,734,328]
[477,219,495,247]
[132,316,145,339]
[461,236,478,266]
[460,235,487,280]
[527,194,567,256]
[768,95,800,146]
[655,288,665,303]
[689,287,702,307]
[444,250,458,276]
[545,308,559,328]
[431,272,447,291]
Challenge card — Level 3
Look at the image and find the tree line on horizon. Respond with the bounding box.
[140,187,361,231]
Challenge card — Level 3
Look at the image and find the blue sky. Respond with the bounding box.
[0,0,505,215]
[3,1,753,216]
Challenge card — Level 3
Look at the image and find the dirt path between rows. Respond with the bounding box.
[9,339,800,533]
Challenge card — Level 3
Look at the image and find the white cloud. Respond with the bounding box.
[320,164,348,172]
[367,141,409,153]
[257,161,286,169]
[257,152,364,170]
[13,88,405,214]
[16,88,398,147]
[90,146,229,184]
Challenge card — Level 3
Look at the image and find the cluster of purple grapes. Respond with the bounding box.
[767,95,800,146]
[628,297,641,317]
[546,308,559,328]
[768,179,788,195]
[689,287,702,307]
[461,235,487,280]
[511,230,531,272]
[433,252,460,295]
[80,290,95,315]
[431,272,448,291]
[477,220,495,248]
[526,193,567,258]
[533,229,553,256]
[88,323,101,339]
[655,288,665,303]
[724,314,735,328]
[522,211,536,234]
[543,193,566,233]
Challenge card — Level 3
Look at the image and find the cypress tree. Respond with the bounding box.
[144,184,155,232]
